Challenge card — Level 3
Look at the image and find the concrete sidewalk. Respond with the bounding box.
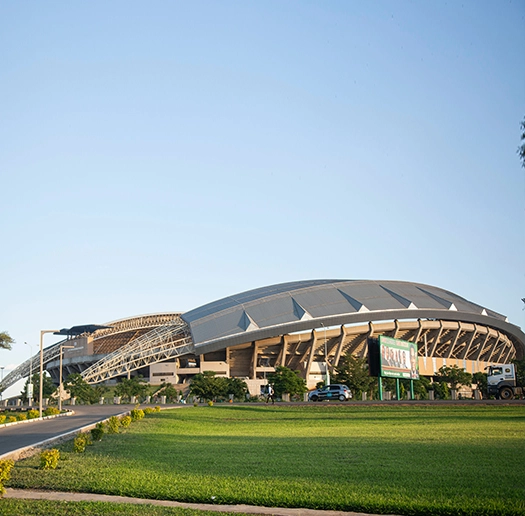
[4,489,398,516]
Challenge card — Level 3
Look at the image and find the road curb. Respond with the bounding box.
[0,409,132,461]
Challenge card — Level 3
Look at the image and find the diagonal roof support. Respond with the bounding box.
[82,318,193,384]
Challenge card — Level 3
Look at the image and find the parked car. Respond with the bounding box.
[308,384,352,402]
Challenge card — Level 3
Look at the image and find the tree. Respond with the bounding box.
[518,117,525,168]
[114,376,149,401]
[435,365,472,390]
[433,381,450,400]
[411,376,432,399]
[64,373,106,404]
[189,371,226,401]
[473,371,488,398]
[333,354,374,398]
[267,366,307,398]
[154,382,180,402]
[0,331,14,350]
[225,377,248,401]
[21,372,56,403]
[511,358,525,389]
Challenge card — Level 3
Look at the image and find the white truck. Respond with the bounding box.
[487,364,523,400]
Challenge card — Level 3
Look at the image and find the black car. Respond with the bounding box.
[308,384,352,402]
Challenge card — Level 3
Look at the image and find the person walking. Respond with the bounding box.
[266,384,275,404]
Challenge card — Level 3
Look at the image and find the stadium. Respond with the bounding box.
[3,279,524,397]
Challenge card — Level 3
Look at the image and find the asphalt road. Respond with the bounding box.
[0,405,137,457]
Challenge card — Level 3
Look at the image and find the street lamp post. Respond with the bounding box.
[25,342,34,406]
[40,330,59,418]
[0,366,4,402]
[38,324,111,417]
[59,345,74,412]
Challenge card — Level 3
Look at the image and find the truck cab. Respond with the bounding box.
[487,364,518,400]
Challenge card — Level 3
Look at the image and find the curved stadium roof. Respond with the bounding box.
[182,279,525,357]
[3,279,524,391]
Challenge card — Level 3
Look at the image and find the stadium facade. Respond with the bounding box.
[3,280,524,396]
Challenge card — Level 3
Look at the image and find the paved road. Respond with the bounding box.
[0,405,138,457]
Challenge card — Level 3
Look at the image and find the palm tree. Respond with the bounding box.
[0,331,14,350]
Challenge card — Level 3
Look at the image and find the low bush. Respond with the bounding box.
[40,449,60,470]
[207,400,214,407]
[0,459,14,495]
[7,416,17,423]
[44,407,60,416]
[130,408,144,421]
[0,415,6,424]
[120,415,132,428]
[73,433,91,453]
[154,406,161,412]
[107,416,121,434]
[91,423,105,442]
[143,407,154,415]
[27,409,39,419]
[17,413,27,421]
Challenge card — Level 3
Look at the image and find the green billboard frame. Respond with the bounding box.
[379,335,419,380]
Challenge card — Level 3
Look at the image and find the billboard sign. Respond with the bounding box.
[379,336,419,380]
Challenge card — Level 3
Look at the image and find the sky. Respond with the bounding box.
[1,1,524,396]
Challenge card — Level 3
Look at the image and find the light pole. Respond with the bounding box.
[59,345,74,411]
[25,342,34,406]
[40,330,59,417]
[0,366,4,402]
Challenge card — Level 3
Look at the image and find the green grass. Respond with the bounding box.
[0,499,247,516]
[6,405,525,516]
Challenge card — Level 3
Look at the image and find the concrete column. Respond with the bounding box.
[428,390,434,401]
[70,397,76,406]
[99,397,105,405]
[145,396,151,404]
[282,393,290,402]
[474,389,481,400]
[130,396,137,404]
[451,389,457,400]
[161,396,166,405]
[114,396,121,405]
[362,392,367,401]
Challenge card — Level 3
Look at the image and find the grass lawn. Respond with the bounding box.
[4,404,525,516]
[0,499,247,516]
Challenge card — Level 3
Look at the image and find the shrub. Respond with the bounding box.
[0,459,15,495]
[130,408,144,421]
[44,407,60,416]
[73,433,91,453]
[120,415,132,428]
[0,415,5,425]
[207,400,214,406]
[17,413,27,421]
[27,409,39,419]
[90,427,104,441]
[154,405,161,412]
[7,416,17,423]
[107,416,121,434]
[143,407,154,415]
[40,449,60,470]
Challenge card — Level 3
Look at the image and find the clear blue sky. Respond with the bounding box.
[1,1,524,393]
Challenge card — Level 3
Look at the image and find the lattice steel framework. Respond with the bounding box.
[0,341,65,390]
[81,317,194,384]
